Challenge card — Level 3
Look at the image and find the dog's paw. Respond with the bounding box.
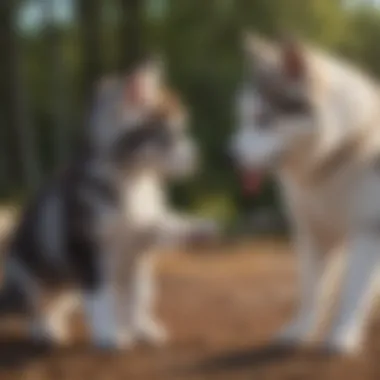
[323,332,364,357]
[88,327,136,351]
[136,318,169,346]
[116,330,137,349]
[30,320,71,346]
[273,320,309,346]
[92,333,136,351]
[272,334,301,350]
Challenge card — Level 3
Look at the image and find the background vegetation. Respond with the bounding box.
[1,0,380,226]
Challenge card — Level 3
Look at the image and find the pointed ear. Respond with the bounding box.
[279,37,307,80]
[124,57,164,108]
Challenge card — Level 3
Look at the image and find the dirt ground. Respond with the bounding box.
[1,239,380,380]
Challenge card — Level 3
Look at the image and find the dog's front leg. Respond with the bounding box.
[324,231,380,355]
[303,246,346,345]
[128,253,168,346]
[276,229,322,344]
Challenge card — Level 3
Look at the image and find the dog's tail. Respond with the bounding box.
[0,233,29,316]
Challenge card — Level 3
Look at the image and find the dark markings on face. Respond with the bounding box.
[111,114,175,164]
[247,73,312,130]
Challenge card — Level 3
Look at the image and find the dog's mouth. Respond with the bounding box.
[239,170,265,195]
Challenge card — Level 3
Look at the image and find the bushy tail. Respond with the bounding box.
[0,238,29,316]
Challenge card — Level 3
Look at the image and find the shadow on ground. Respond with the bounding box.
[179,343,339,377]
[0,336,51,369]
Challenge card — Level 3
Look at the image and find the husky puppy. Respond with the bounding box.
[1,60,216,349]
[229,33,380,355]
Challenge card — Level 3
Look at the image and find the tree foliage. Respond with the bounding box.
[2,0,380,221]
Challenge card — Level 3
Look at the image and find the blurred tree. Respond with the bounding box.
[41,0,69,168]
[77,0,103,103]
[118,0,144,70]
[0,0,41,194]
[339,5,380,77]
[3,0,380,225]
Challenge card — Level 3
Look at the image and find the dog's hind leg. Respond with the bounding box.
[324,232,380,355]
[4,258,49,343]
[3,259,74,345]
[31,290,80,345]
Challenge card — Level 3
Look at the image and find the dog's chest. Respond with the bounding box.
[122,174,166,228]
[284,163,380,244]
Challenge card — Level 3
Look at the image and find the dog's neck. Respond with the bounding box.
[280,98,380,187]
[281,119,380,188]
[70,137,168,227]
[280,53,380,188]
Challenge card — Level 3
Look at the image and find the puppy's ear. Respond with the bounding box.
[124,57,165,108]
[279,36,307,80]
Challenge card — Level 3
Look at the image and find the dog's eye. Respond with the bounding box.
[260,85,310,117]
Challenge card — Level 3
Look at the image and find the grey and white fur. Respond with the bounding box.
[1,60,217,349]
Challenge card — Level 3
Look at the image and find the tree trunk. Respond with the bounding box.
[0,0,41,194]
[42,0,69,169]
[77,0,103,105]
[118,0,144,71]
[0,113,8,196]
[0,1,21,193]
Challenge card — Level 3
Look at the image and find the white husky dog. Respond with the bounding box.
[229,33,380,355]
